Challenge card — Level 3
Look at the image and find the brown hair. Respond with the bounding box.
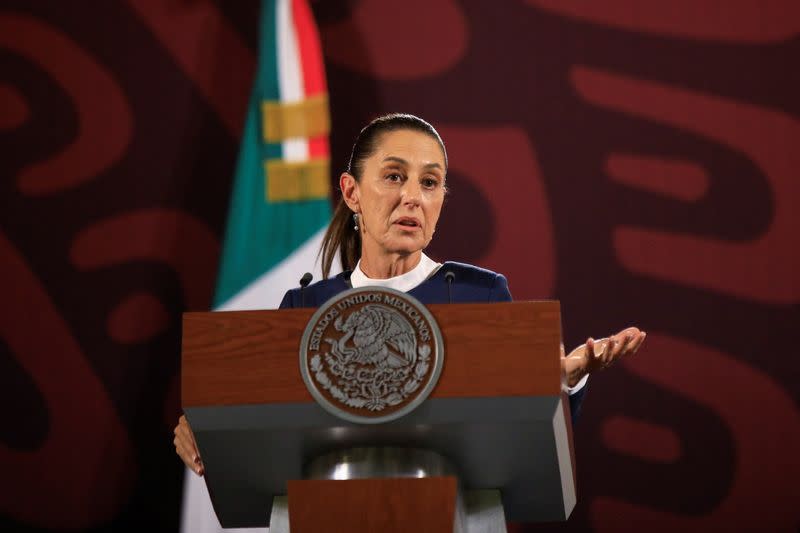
[319,113,447,278]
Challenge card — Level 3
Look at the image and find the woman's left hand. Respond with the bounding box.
[563,327,646,387]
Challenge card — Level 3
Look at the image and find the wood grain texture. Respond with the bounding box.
[287,477,458,533]
[182,301,562,407]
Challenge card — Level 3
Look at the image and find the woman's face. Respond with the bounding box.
[343,129,446,258]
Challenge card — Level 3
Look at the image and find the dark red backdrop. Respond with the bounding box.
[1,1,798,531]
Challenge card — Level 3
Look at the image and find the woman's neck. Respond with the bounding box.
[358,248,423,279]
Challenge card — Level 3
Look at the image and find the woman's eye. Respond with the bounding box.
[386,173,402,182]
[422,178,439,189]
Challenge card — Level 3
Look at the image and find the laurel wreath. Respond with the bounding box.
[310,343,432,411]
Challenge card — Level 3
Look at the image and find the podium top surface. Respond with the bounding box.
[182,301,563,408]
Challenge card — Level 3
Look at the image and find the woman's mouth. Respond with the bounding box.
[394,217,421,230]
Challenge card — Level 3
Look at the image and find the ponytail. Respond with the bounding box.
[320,198,359,279]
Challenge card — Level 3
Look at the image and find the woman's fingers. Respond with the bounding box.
[599,334,627,367]
[625,331,647,356]
[586,337,601,369]
[181,415,200,456]
[612,328,645,359]
[177,417,200,463]
[586,337,596,360]
[586,337,610,372]
[601,337,617,366]
[614,334,633,360]
[610,330,647,363]
[174,434,200,474]
[174,416,204,476]
[580,328,646,375]
[174,435,193,466]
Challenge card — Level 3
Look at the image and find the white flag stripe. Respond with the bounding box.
[216,225,339,311]
[277,0,308,162]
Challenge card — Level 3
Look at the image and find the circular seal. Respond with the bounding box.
[299,287,444,424]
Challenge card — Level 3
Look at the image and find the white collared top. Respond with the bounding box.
[350,252,441,292]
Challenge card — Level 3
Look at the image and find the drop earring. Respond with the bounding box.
[353,213,360,232]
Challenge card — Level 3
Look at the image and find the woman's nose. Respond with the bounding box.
[401,178,422,205]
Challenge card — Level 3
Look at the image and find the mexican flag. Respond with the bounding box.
[182,0,333,531]
[214,0,333,312]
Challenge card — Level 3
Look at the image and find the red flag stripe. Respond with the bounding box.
[291,0,329,158]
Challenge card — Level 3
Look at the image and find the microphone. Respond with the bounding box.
[444,271,455,304]
[299,272,313,307]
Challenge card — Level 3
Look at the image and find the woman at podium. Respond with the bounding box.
[174,113,645,477]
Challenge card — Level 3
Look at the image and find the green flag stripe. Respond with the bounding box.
[213,0,281,307]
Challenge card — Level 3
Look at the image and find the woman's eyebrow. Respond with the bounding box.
[381,156,408,166]
[381,156,443,171]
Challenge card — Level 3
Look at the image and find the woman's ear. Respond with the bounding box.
[340,172,360,213]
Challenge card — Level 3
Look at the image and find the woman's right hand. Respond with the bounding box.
[173,414,204,476]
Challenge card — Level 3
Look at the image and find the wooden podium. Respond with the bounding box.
[182,301,576,531]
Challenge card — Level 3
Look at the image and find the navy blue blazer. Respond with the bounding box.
[280,261,586,422]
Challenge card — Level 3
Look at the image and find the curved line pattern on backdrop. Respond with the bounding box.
[0,13,133,196]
